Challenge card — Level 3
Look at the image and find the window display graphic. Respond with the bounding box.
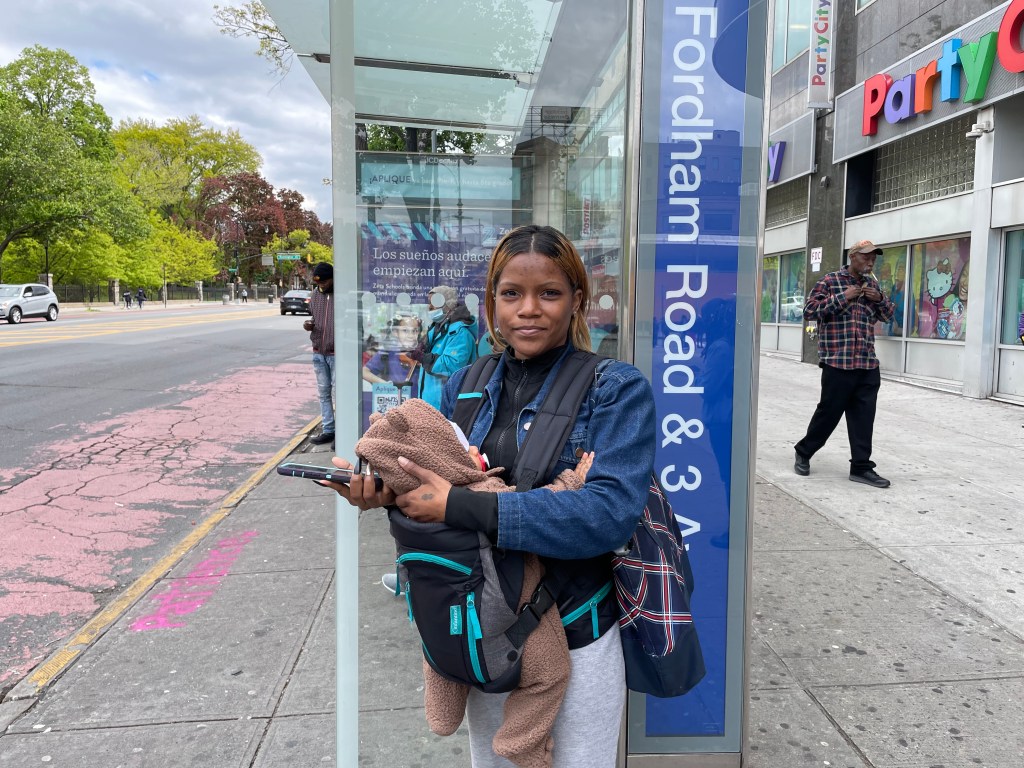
[873,247,908,337]
[910,238,970,341]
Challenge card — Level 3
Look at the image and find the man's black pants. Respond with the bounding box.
[795,364,880,473]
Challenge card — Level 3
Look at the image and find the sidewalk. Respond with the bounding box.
[1,354,1022,766]
[58,298,276,315]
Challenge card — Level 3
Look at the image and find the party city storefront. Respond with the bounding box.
[767,0,1024,402]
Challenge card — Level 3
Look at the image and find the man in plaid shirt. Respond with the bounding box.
[794,241,895,488]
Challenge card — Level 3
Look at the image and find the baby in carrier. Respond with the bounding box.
[355,397,593,768]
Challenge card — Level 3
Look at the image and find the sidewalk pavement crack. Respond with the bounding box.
[803,686,877,768]
[245,570,335,768]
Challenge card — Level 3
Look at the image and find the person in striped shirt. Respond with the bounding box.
[794,240,895,488]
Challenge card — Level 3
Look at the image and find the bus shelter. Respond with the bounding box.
[263,0,768,764]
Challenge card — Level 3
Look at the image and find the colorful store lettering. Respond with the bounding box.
[861,0,1024,135]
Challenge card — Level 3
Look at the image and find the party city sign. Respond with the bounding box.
[862,0,1024,135]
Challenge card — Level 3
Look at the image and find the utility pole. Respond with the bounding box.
[162,263,167,308]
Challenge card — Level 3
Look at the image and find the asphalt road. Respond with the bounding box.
[0,303,322,697]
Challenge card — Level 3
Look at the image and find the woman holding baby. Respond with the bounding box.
[330,224,656,767]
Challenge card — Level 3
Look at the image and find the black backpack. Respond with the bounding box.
[389,350,704,698]
[385,352,602,693]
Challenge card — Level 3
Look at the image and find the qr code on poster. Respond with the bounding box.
[372,383,411,414]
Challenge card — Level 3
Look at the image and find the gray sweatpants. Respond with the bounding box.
[465,624,626,768]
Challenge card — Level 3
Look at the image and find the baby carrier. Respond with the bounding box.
[388,351,704,698]
[386,352,601,692]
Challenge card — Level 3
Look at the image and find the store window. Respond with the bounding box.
[907,238,970,341]
[1001,230,1024,346]
[778,252,805,324]
[772,0,812,71]
[856,0,876,9]
[762,255,779,323]
[873,246,908,337]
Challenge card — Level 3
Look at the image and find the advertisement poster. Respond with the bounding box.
[909,238,970,341]
[873,246,907,337]
[356,153,525,431]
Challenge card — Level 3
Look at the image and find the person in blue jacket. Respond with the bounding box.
[328,224,656,767]
[407,285,478,409]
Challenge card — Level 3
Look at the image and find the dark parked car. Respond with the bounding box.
[280,289,312,315]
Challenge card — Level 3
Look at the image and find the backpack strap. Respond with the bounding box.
[451,353,501,436]
[511,351,609,492]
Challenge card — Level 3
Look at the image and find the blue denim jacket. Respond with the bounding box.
[439,344,656,560]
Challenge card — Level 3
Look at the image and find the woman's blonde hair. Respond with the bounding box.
[483,225,591,352]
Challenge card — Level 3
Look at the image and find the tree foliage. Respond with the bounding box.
[0,41,328,291]
[0,48,149,280]
[112,116,261,225]
[0,45,114,160]
[134,214,221,285]
[213,1,293,76]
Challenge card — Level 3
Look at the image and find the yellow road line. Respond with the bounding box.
[0,310,280,348]
[6,414,323,702]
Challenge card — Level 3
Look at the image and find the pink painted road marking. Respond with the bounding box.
[0,363,317,690]
[131,531,259,631]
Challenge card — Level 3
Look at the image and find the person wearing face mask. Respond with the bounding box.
[406,285,479,410]
[794,240,895,488]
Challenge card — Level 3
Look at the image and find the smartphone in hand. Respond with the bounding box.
[276,461,384,489]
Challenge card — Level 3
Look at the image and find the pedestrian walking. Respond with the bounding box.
[241,288,248,303]
[303,262,335,446]
[123,290,132,309]
[136,288,146,309]
[326,224,657,766]
[794,240,895,488]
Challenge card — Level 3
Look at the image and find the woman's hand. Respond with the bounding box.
[320,455,397,510]
[394,456,450,523]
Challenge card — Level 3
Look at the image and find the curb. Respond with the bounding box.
[2,416,323,705]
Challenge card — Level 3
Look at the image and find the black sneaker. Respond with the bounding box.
[850,469,890,488]
[794,451,810,476]
[309,431,335,445]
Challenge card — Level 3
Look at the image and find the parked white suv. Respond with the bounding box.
[0,283,60,324]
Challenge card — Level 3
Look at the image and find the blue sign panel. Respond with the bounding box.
[636,0,762,748]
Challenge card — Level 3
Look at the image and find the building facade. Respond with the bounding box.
[765,0,1024,403]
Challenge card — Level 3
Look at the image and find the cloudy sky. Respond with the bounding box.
[1,0,333,218]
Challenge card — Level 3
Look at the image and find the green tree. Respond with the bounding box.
[0,88,148,281]
[113,116,261,225]
[213,1,292,75]
[260,229,331,286]
[134,214,220,285]
[0,45,114,160]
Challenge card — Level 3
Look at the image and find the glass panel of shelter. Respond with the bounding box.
[350,0,630,430]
